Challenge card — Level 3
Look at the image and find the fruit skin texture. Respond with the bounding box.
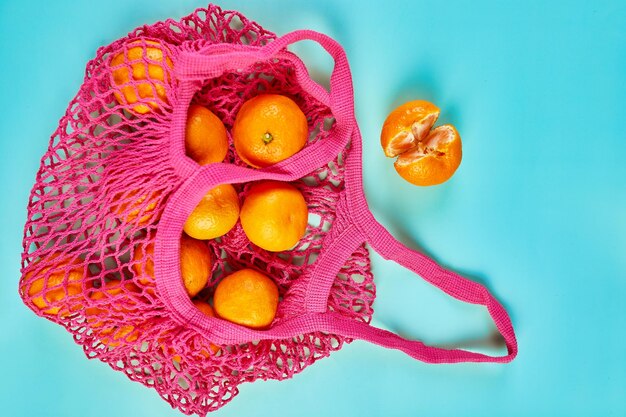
[232,94,308,168]
[110,39,173,114]
[381,100,440,157]
[394,124,463,186]
[110,189,161,226]
[240,181,308,252]
[132,234,211,297]
[185,105,229,165]
[213,269,279,329]
[183,184,240,240]
[20,252,86,317]
[179,234,211,297]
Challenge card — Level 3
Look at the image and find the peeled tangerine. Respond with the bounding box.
[394,125,462,186]
[381,100,462,186]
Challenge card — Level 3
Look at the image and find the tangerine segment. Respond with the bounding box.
[381,100,440,157]
[394,124,462,186]
[240,181,308,252]
[213,269,279,329]
[183,184,240,240]
[185,105,229,165]
[21,253,86,316]
[110,39,173,114]
[232,94,308,168]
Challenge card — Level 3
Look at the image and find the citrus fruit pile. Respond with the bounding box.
[22,39,313,354]
[18,7,380,414]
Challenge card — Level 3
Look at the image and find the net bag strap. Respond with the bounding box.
[175,29,354,125]
[299,120,518,363]
[308,219,519,363]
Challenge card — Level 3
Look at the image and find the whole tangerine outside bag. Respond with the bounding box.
[19,5,517,415]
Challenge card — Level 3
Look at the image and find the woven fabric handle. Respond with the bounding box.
[175,29,354,124]
[340,217,518,363]
[318,120,518,362]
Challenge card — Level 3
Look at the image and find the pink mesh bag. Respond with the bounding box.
[19,4,518,415]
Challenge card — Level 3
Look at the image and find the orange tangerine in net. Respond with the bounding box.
[380,100,440,157]
[20,252,86,317]
[99,324,141,348]
[132,234,212,297]
[394,124,462,186]
[85,279,142,348]
[179,234,211,297]
[213,268,279,329]
[110,188,161,226]
[131,238,155,290]
[110,39,173,114]
[240,181,308,252]
[184,184,240,240]
[185,104,229,165]
[85,279,142,325]
[232,94,308,168]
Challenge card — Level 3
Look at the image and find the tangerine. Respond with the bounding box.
[213,269,279,329]
[232,94,308,168]
[185,104,229,165]
[240,181,308,252]
[110,39,173,114]
[20,252,86,317]
[183,184,240,240]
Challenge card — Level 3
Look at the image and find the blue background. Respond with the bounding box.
[1,1,624,416]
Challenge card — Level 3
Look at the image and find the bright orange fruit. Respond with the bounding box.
[232,94,308,168]
[185,104,229,165]
[85,279,142,348]
[99,324,141,348]
[394,124,462,186]
[381,100,462,186]
[110,189,161,226]
[20,252,86,317]
[183,184,240,240]
[132,234,211,297]
[110,39,173,114]
[179,234,211,297]
[240,181,308,252]
[85,279,141,322]
[213,269,279,329]
[131,239,155,291]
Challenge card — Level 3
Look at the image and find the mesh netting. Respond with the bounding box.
[19,5,375,414]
